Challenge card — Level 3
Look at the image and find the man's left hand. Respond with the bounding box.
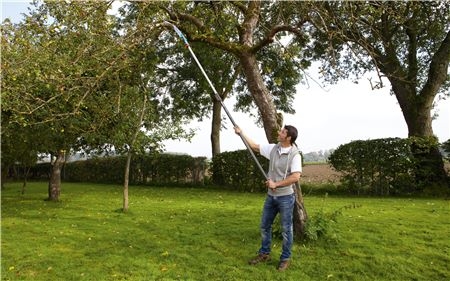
[266,179,277,190]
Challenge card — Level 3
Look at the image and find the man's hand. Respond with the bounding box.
[266,179,277,190]
[234,126,241,135]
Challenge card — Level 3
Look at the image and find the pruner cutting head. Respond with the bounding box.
[156,21,174,29]
[156,21,189,47]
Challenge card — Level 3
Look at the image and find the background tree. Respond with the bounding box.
[130,1,309,143]
[0,119,40,192]
[1,1,193,201]
[92,42,193,212]
[304,1,450,188]
[1,6,87,200]
[152,28,240,157]
[120,2,244,157]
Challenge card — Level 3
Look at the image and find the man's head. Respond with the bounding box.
[283,125,298,146]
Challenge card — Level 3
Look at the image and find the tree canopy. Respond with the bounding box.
[1,1,193,200]
[305,1,449,136]
[140,1,309,141]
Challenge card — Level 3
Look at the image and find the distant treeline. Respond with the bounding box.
[302,149,335,163]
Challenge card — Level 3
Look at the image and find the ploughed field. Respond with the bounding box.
[302,163,342,185]
[301,162,450,185]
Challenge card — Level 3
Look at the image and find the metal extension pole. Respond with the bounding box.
[165,22,268,180]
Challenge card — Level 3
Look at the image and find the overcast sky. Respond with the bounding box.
[3,1,449,158]
[164,76,449,157]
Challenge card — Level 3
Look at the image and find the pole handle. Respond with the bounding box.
[167,22,268,180]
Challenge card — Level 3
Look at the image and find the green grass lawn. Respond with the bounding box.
[1,182,449,281]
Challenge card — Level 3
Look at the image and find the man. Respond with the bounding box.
[234,125,302,271]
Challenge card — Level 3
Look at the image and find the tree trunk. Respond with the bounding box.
[393,82,434,138]
[21,166,30,195]
[1,165,9,190]
[211,99,222,158]
[123,152,131,212]
[210,64,239,157]
[293,182,307,238]
[122,94,147,212]
[392,82,449,190]
[47,151,65,201]
[238,52,280,143]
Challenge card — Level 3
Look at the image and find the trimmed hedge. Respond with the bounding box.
[64,156,126,184]
[328,137,445,195]
[18,153,209,186]
[211,149,269,192]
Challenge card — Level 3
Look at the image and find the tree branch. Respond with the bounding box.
[221,64,241,100]
[252,24,304,53]
[160,6,241,54]
[230,1,246,14]
[240,1,260,46]
[405,22,418,90]
[420,30,450,98]
[175,12,207,33]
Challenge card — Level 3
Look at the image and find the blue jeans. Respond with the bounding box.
[258,193,295,261]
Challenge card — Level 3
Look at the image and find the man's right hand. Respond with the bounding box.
[233,126,260,153]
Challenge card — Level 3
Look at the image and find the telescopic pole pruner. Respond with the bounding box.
[163,22,268,180]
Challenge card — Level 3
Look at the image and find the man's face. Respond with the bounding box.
[277,128,291,143]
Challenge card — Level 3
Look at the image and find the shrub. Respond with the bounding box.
[271,202,347,242]
[409,136,448,191]
[328,137,444,195]
[442,139,450,161]
[303,208,341,241]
